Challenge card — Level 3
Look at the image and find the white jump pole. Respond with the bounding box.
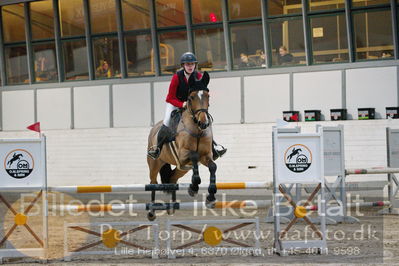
[55,200,272,212]
[345,167,399,175]
[47,182,273,193]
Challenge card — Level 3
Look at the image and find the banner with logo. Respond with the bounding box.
[0,137,46,188]
[274,132,324,184]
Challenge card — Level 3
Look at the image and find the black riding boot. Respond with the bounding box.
[212,140,227,161]
[148,125,172,160]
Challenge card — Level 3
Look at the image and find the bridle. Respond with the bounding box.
[187,90,213,131]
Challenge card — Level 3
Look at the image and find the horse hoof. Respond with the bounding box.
[147,211,156,221]
[188,187,198,197]
[205,199,216,209]
[192,175,201,185]
[206,196,216,208]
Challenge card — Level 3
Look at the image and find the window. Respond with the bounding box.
[30,0,54,40]
[158,31,188,74]
[194,27,226,71]
[30,1,58,83]
[2,4,27,84]
[93,37,121,79]
[269,0,302,16]
[191,0,222,24]
[353,9,394,60]
[270,18,306,66]
[125,34,153,76]
[191,0,225,71]
[122,0,153,76]
[2,4,25,43]
[122,0,151,30]
[231,23,265,69]
[228,0,261,20]
[5,46,28,84]
[59,0,87,81]
[352,0,390,7]
[90,0,117,34]
[59,0,85,37]
[63,40,89,80]
[311,14,349,63]
[33,43,58,82]
[156,0,185,27]
[308,0,345,11]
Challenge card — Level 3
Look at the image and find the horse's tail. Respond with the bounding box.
[160,163,174,184]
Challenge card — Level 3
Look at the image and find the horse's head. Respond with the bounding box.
[187,72,212,130]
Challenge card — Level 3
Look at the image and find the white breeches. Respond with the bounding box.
[163,102,178,127]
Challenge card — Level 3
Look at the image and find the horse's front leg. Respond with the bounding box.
[205,159,217,207]
[188,151,201,197]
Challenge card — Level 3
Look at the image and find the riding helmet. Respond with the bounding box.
[180,52,198,65]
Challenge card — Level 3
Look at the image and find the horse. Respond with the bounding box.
[147,72,216,220]
[7,153,23,166]
[287,148,302,162]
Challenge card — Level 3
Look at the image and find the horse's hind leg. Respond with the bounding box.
[188,151,201,197]
[147,157,164,184]
[168,169,188,215]
[206,160,217,207]
[147,158,164,221]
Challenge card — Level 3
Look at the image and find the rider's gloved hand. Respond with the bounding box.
[182,101,187,108]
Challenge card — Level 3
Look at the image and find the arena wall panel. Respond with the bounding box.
[113,83,151,127]
[244,74,290,123]
[37,87,71,130]
[294,70,342,120]
[73,85,110,129]
[2,90,35,131]
[346,67,397,119]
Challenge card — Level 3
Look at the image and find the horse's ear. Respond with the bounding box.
[201,71,210,87]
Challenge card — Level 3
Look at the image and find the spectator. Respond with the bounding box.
[239,53,255,68]
[96,60,112,78]
[278,46,294,65]
[34,53,55,81]
[255,49,266,66]
[381,51,392,58]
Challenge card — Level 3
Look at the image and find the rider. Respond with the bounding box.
[147,52,227,160]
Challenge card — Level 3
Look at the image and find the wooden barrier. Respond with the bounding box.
[64,221,160,261]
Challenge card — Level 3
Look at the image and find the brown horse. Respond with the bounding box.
[147,72,217,220]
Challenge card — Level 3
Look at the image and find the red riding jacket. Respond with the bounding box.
[166,70,202,108]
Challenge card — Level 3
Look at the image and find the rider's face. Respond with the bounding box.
[183,62,196,74]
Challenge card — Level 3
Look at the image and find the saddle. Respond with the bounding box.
[168,109,183,141]
[166,109,192,171]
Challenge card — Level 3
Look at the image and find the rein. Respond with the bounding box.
[178,93,213,140]
[187,94,213,131]
[190,108,213,130]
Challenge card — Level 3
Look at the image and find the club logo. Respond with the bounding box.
[284,144,312,173]
[4,149,34,179]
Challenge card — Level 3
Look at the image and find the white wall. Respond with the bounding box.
[73,85,110,128]
[346,67,398,119]
[294,71,342,120]
[2,90,35,131]
[244,74,290,123]
[153,81,170,124]
[208,77,241,124]
[113,83,151,127]
[0,65,398,130]
[0,120,397,186]
[37,88,71,130]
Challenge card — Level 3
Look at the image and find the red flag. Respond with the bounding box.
[290,113,299,121]
[27,122,41,133]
